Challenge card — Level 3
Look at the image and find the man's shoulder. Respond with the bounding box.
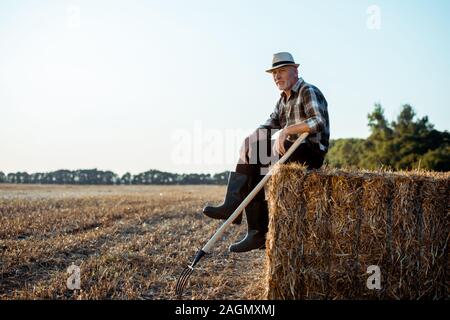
[299,80,327,102]
[299,79,323,95]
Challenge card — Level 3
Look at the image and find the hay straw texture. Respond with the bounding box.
[264,163,449,300]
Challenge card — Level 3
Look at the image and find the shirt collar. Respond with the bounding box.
[280,77,304,100]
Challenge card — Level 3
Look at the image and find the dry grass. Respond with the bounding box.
[0,184,266,300]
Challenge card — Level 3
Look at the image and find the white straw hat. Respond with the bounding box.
[265,52,299,73]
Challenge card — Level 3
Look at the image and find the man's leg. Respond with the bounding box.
[202,133,270,225]
[284,140,326,169]
[202,171,251,225]
[229,138,273,252]
[229,139,326,253]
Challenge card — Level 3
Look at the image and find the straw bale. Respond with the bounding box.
[264,164,449,300]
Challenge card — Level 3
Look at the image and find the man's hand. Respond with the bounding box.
[273,129,288,156]
[273,123,311,156]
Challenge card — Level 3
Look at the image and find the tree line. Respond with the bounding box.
[326,104,449,171]
[0,169,230,185]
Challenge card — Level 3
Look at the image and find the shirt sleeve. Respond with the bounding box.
[258,101,282,131]
[298,86,326,134]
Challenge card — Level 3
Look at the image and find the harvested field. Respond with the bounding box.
[0,184,265,299]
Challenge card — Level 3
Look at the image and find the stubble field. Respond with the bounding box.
[0,184,265,300]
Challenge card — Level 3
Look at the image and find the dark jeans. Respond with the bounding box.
[235,137,326,201]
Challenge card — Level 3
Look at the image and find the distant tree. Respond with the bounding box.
[212,171,230,185]
[101,170,119,184]
[121,172,133,185]
[388,105,429,169]
[0,171,5,183]
[390,105,449,170]
[52,170,74,184]
[17,172,31,183]
[419,145,450,172]
[325,139,366,168]
[361,103,395,169]
[7,173,17,183]
[30,172,43,184]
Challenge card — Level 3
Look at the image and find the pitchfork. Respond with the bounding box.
[175,132,309,298]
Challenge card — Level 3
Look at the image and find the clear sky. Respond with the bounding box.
[1,0,449,175]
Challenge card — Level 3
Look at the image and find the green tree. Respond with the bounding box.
[361,103,395,169]
[325,139,366,168]
[419,145,450,171]
[388,105,448,170]
[121,172,133,185]
[0,171,6,183]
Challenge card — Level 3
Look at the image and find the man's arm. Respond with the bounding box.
[274,86,326,155]
[283,122,312,136]
[273,122,311,156]
[290,86,326,134]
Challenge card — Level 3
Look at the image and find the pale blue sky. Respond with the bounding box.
[1,0,449,175]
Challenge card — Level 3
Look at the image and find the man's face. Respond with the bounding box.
[271,66,298,91]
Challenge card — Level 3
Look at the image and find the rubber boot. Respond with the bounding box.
[228,199,269,252]
[202,172,251,225]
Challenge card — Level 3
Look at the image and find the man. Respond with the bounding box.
[203,52,330,253]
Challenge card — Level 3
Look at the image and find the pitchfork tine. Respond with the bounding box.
[175,266,193,297]
[175,249,206,298]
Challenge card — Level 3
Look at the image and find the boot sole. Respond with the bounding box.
[229,242,265,253]
[203,211,242,225]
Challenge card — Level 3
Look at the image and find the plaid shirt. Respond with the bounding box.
[259,77,330,152]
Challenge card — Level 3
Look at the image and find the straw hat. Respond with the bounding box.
[265,52,299,73]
